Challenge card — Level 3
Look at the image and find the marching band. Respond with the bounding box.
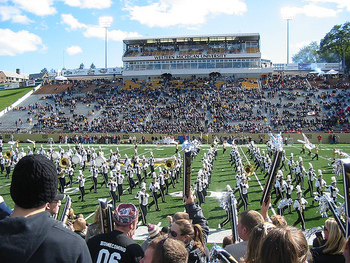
[0,135,348,236]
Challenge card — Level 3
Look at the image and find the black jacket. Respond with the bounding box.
[311,246,345,263]
[185,202,209,263]
[0,211,92,263]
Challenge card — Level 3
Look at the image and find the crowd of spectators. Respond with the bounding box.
[6,74,350,135]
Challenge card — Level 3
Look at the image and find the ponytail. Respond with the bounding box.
[193,224,205,253]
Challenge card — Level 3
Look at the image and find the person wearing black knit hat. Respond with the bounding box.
[0,154,92,263]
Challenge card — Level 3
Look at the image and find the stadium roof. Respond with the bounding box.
[124,33,260,45]
[0,70,29,78]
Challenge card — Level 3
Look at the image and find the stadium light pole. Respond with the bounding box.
[99,16,113,69]
[286,18,292,64]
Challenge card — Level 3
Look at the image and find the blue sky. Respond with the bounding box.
[0,0,349,74]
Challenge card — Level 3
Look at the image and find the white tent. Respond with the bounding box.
[326,69,339,75]
[55,75,68,80]
[309,70,325,75]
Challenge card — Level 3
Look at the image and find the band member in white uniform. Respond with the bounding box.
[314,170,326,204]
[89,165,99,193]
[57,166,66,194]
[283,175,294,214]
[157,167,166,203]
[293,186,308,230]
[116,171,124,201]
[67,164,74,188]
[148,152,155,176]
[135,184,149,225]
[126,164,136,194]
[148,174,160,211]
[237,176,249,211]
[77,170,86,202]
[107,177,118,208]
[327,176,339,203]
[100,162,109,188]
[304,163,316,197]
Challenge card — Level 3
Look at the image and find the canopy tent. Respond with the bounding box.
[55,75,68,81]
[309,70,325,75]
[325,69,339,75]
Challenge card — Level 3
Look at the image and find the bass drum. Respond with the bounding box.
[95,156,106,167]
[52,151,61,160]
[71,154,82,164]
[62,152,71,159]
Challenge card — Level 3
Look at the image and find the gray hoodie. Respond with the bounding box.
[0,211,92,263]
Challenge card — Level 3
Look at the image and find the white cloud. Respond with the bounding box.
[60,14,142,41]
[308,0,350,12]
[281,1,345,19]
[83,26,142,41]
[108,29,142,41]
[61,14,87,30]
[12,0,56,16]
[66,45,82,55]
[0,29,43,56]
[63,0,112,9]
[124,0,247,28]
[0,5,32,24]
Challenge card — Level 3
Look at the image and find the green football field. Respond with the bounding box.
[0,142,348,232]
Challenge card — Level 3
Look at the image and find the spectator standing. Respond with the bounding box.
[140,236,188,263]
[225,210,264,262]
[87,203,144,263]
[0,154,92,263]
[311,217,345,263]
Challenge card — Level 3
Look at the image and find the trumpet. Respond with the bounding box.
[5,150,12,159]
[59,157,69,168]
[164,159,174,170]
[244,164,254,175]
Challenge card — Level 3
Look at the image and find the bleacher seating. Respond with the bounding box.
[241,81,258,89]
[122,79,142,89]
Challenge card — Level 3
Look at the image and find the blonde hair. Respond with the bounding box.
[73,218,86,231]
[270,215,287,227]
[323,217,346,255]
[259,226,309,263]
[243,222,276,263]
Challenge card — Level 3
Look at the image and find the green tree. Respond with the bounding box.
[320,22,350,69]
[79,63,84,69]
[90,63,96,69]
[40,68,48,74]
[292,41,320,63]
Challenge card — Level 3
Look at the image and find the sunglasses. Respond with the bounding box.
[169,230,185,238]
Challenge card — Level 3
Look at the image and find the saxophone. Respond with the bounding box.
[60,195,72,224]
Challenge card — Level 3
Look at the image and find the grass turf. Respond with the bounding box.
[0,143,348,232]
[0,87,34,112]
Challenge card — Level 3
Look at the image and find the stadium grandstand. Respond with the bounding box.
[122,34,273,79]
